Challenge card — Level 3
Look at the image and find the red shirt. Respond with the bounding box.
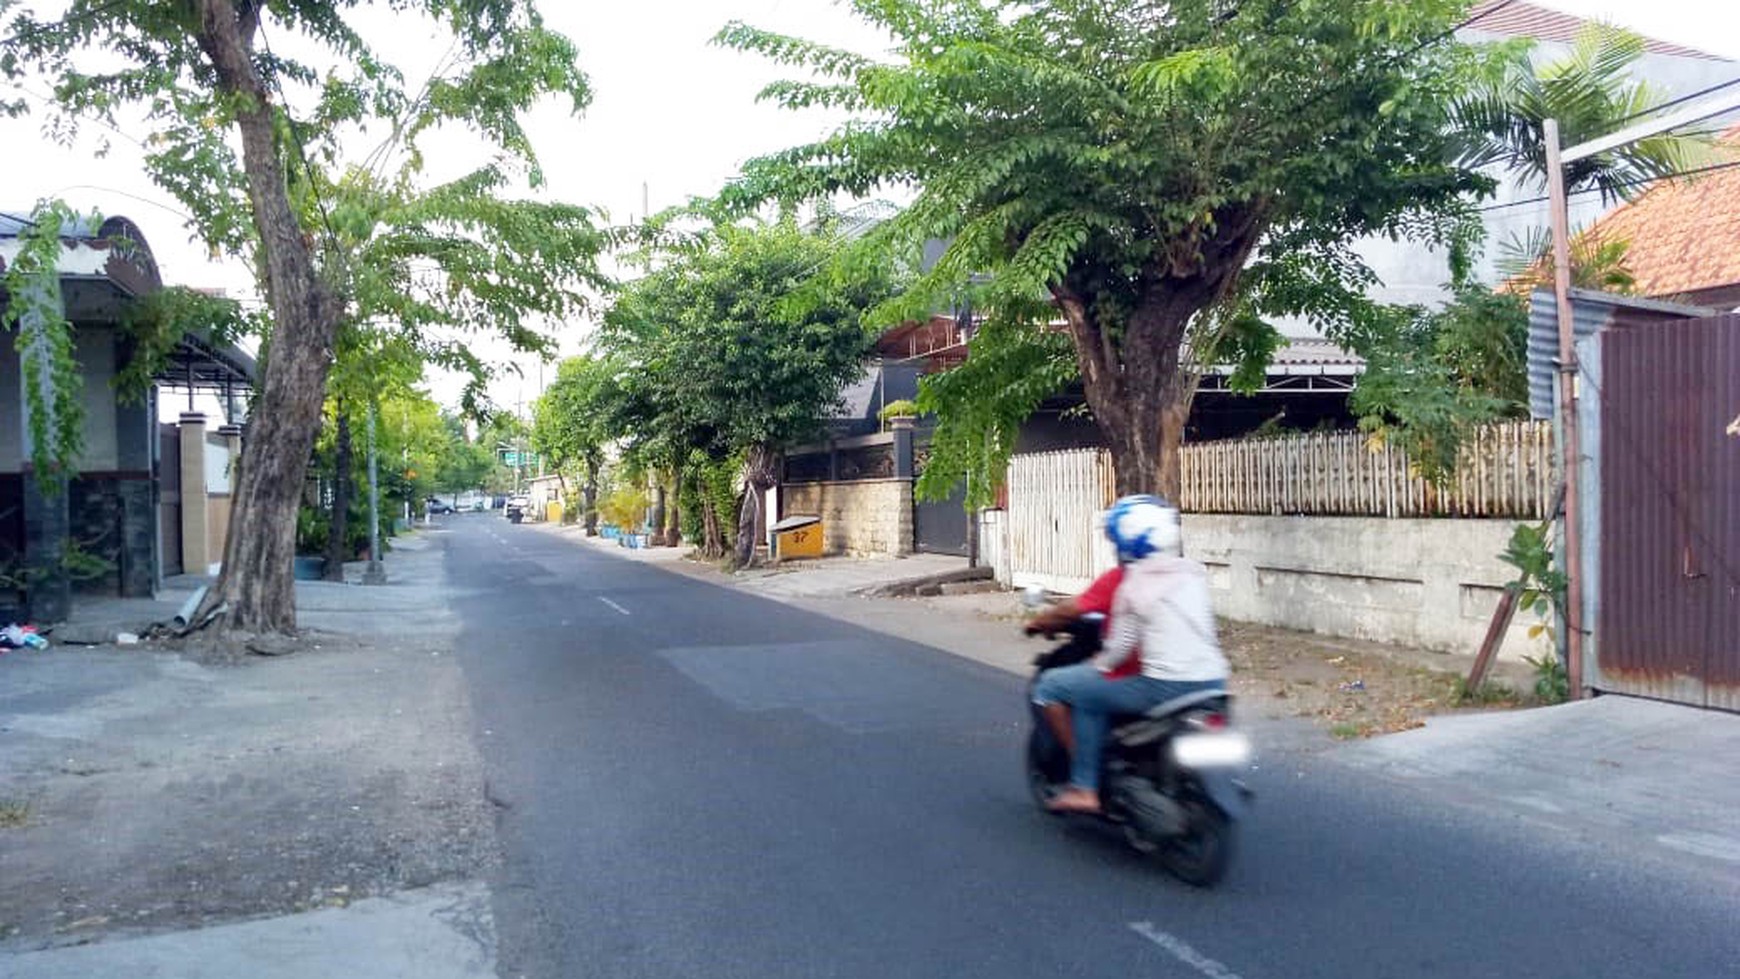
[1078,567,1140,678]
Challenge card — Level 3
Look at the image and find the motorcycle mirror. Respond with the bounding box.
[1020,584,1046,610]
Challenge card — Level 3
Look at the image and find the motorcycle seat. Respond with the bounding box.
[1108,689,1230,738]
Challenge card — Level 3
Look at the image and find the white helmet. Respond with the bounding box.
[1104,494,1181,564]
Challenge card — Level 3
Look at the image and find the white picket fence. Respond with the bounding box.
[1003,448,1117,593]
[1178,421,1555,519]
[993,423,1552,593]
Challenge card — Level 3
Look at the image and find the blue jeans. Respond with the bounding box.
[1032,664,1224,791]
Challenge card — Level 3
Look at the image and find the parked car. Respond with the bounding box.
[505,495,531,523]
[426,497,456,515]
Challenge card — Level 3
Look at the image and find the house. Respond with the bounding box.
[0,211,254,622]
[1574,127,1740,310]
[1364,0,1737,309]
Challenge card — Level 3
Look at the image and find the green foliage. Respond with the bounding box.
[876,399,919,422]
[531,355,622,482]
[717,0,1493,494]
[913,318,1075,508]
[1352,285,1529,481]
[598,485,650,532]
[3,1,604,413]
[601,217,897,465]
[678,450,741,550]
[0,201,88,488]
[1449,23,1710,205]
[1494,226,1637,295]
[117,286,255,404]
[1501,519,1571,704]
[1524,651,1571,704]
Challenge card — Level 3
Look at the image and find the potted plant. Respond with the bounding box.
[878,399,920,431]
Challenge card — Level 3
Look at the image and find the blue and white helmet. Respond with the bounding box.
[1104,494,1181,564]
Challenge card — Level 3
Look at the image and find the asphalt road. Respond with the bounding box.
[444,516,1739,979]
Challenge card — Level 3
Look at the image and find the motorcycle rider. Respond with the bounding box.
[1029,494,1229,815]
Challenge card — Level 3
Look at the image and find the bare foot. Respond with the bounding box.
[1044,787,1102,814]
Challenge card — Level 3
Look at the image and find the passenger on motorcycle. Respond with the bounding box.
[1029,495,1229,814]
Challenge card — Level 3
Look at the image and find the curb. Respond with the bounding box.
[853,565,995,598]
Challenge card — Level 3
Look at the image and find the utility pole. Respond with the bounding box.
[363,402,386,585]
[1545,88,1740,698]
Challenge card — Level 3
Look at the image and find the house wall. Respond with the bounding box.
[0,325,128,473]
[780,479,913,557]
[204,434,232,561]
[1184,515,1547,660]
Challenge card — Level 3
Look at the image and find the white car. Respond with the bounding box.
[505,496,532,522]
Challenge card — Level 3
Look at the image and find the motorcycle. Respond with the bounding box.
[1023,597,1253,887]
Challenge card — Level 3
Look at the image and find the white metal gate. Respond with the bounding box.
[1004,449,1117,594]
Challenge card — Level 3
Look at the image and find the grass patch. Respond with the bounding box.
[1329,722,1370,740]
[1454,677,1522,706]
[0,799,30,828]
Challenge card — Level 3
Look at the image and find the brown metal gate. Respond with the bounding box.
[158,423,182,578]
[1598,314,1740,710]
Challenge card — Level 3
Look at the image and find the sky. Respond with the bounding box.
[3,0,1738,413]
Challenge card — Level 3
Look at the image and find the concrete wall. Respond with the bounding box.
[780,479,913,557]
[75,327,118,471]
[1183,515,1549,661]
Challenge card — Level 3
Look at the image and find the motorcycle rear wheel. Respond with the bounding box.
[1157,800,1235,887]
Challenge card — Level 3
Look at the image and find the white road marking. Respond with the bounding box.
[598,597,630,616]
[1130,923,1244,979]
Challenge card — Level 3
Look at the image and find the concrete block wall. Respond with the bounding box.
[780,479,913,557]
[1184,515,1549,661]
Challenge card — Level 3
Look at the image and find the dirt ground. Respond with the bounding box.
[1216,619,1539,738]
[0,629,496,953]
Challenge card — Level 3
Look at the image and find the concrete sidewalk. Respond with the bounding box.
[1336,695,1740,873]
[0,526,497,976]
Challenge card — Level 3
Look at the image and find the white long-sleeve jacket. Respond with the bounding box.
[1094,555,1229,683]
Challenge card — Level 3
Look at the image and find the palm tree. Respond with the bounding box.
[1451,22,1711,205]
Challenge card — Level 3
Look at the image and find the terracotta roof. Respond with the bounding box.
[1582,134,1740,298]
[1462,0,1730,62]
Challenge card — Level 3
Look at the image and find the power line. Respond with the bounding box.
[256,20,341,254]
[1608,74,1740,129]
[1475,157,1740,212]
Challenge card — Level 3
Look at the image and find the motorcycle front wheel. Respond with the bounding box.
[1025,728,1066,814]
[1158,798,1235,887]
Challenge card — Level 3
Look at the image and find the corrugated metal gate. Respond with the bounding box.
[914,482,970,556]
[1597,315,1740,711]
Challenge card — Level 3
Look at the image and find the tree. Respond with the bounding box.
[601,218,896,566]
[1448,23,1703,205]
[4,1,596,634]
[1352,21,1706,477]
[718,0,1491,499]
[531,355,624,534]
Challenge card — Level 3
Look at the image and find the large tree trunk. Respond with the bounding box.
[195,0,342,634]
[323,406,352,580]
[731,445,777,570]
[700,497,726,559]
[582,455,599,536]
[1050,205,1265,502]
[664,469,682,548]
